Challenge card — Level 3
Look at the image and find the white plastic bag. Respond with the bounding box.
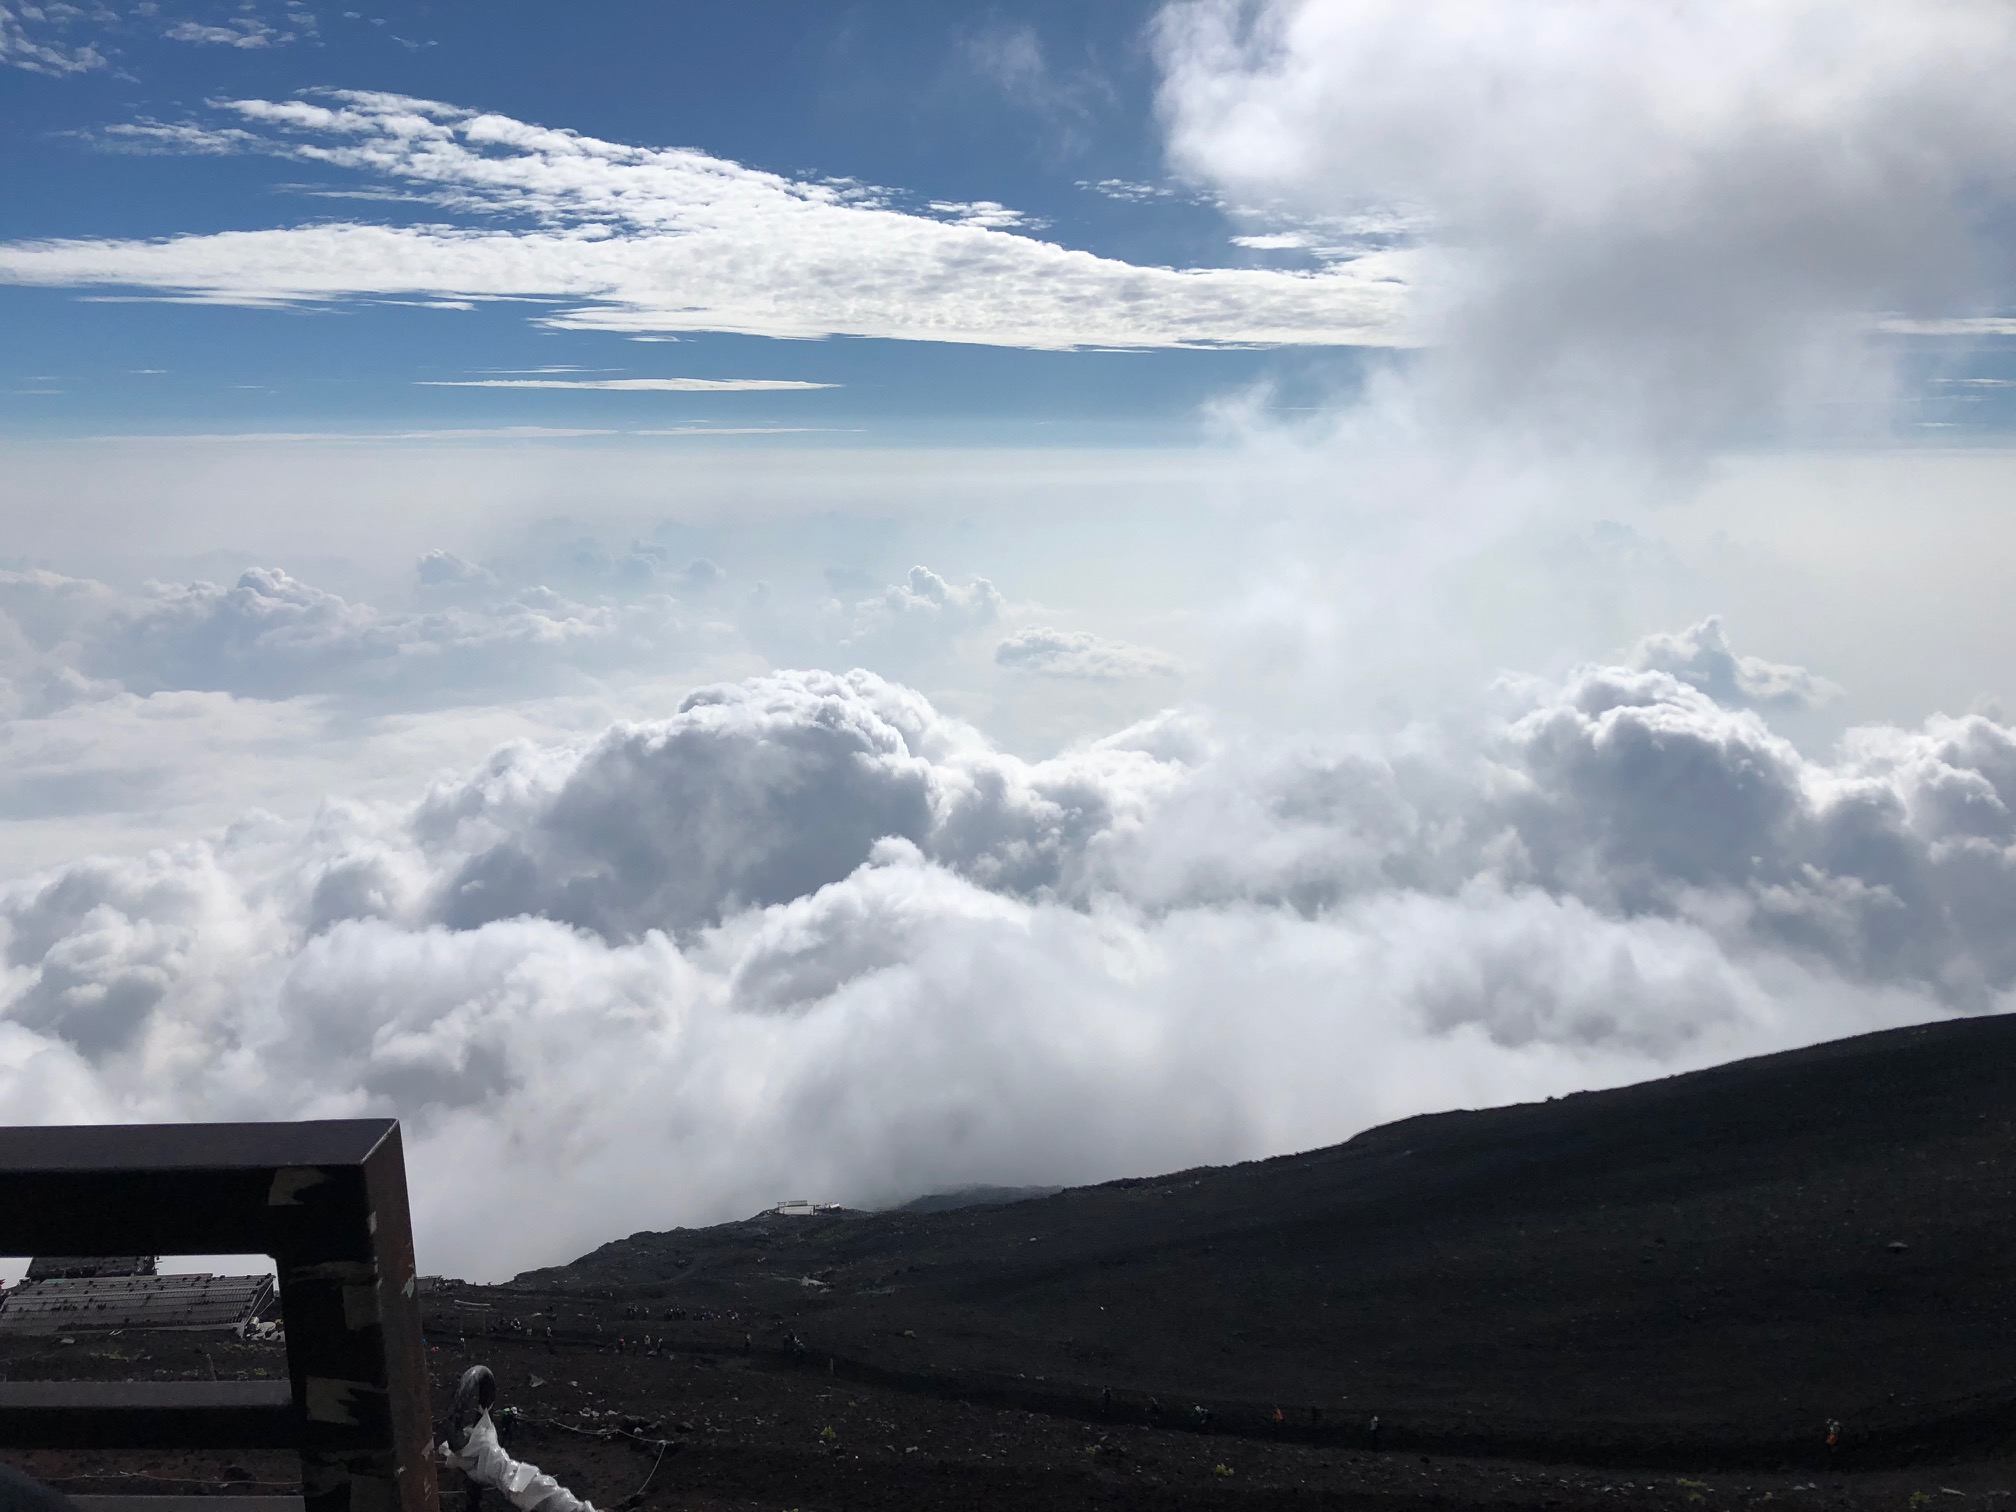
[440,1409,599,1512]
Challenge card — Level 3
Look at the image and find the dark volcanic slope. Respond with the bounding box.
[518,1015,2016,1462]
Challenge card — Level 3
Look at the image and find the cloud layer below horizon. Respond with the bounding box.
[1,610,2008,1278]
[8,0,2016,1288]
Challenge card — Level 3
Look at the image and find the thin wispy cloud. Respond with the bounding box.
[162,2,314,50]
[0,1,106,74]
[632,426,861,436]
[1078,178,1180,203]
[418,377,837,392]
[995,626,1185,681]
[84,426,623,443]
[165,18,278,48]
[0,91,1413,350]
[961,20,1114,156]
[1877,317,2016,337]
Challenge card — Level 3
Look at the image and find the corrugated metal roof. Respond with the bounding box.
[24,1255,157,1281]
[0,1273,277,1334]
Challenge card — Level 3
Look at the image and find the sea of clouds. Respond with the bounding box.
[6,0,2016,1278]
[3,592,2012,1276]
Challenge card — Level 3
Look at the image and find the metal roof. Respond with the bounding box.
[23,1255,157,1282]
[0,1273,277,1334]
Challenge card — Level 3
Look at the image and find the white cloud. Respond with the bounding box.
[0,632,2000,1278]
[1156,0,2016,445]
[1077,178,1179,203]
[85,427,623,442]
[1877,317,2016,337]
[414,549,497,594]
[854,566,1002,632]
[417,378,836,392]
[0,1,106,73]
[834,567,1006,673]
[160,2,312,49]
[165,17,275,47]
[961,20,1114,153]
[996,626,1185,681]
[1628,616,1839,713]
[630,427,857,437]
[0,564,710,705]
[0,91,1412,351]
[928,200,1039,232]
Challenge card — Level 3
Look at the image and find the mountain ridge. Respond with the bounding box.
[513,1013,2016,1464]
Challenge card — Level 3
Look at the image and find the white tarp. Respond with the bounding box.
[439,1409,599,1512]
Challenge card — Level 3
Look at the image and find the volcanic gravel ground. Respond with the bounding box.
[507,1016,2016,1471]
[406,1327,2016,1512]
[9,1331,2011,1512]
[7,1015,2016,1508]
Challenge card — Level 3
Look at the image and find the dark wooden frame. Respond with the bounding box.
[0,1120,437,1512]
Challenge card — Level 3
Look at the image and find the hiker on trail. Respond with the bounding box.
[1370,1415,1383,1451]
[1826,1419,1842,1466]
[1100,1387,1112,1419]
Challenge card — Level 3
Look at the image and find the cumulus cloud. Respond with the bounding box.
[996,626,1185,681]
[0,91,1411,350]
[1628,616,1839,713]
[3,627,2010,1277]
[836,567,1006,666]
[414,549,499,595]
[7,5,2015,1289]
[428,669,1146,937]
[1156,0,2016,445]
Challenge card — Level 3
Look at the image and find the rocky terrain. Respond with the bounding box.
[7,1014,2015,1509]
[508,1013,2016,1467]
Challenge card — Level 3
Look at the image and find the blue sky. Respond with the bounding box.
[5,2,2013,442]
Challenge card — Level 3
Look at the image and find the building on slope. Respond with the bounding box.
[0,1268,277,1336]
